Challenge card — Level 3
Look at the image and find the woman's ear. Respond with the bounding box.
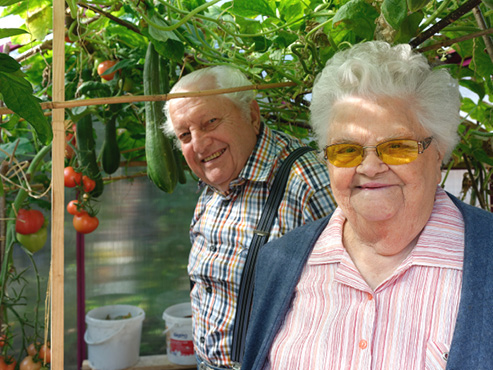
[250,100,261,134]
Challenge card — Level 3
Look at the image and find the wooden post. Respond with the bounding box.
[51,0,65,368]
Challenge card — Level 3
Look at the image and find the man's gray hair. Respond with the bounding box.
[310,41,461,163]
[163,65,255,138]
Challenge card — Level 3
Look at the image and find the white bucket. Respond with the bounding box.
[85,305,145,370]
[162,302,196,365]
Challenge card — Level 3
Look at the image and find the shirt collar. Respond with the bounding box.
[237,123,281,183]
[309,187,465,271]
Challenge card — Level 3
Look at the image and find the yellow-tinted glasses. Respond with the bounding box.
[323,136,434,168]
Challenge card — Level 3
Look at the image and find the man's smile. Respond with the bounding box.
[202,148,226,162]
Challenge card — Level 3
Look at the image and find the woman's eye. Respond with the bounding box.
[337,145,358,154]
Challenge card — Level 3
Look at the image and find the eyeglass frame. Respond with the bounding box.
[322,136,434,166]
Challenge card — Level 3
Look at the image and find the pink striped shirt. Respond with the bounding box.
[265,187,464,370]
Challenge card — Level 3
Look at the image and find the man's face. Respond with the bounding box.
[169,95,261,192]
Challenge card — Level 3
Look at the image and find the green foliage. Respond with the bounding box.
[0,54,52,145]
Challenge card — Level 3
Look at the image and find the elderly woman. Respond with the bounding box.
[241,41,493,370]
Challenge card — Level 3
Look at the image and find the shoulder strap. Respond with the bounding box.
[231,146,315,364]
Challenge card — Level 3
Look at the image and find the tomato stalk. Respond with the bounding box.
[0,144,52,361]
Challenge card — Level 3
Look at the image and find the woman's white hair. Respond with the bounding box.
[310,41,461,163]
[163,65,255,138]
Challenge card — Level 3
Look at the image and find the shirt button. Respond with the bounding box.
[359,340,368,349]
[209,245,217,252]
[367,293,373,300]
[200,336,205,343]
[205,286,212,294]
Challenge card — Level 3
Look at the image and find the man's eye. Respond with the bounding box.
[204,118,219,129]
[179,132,191,142]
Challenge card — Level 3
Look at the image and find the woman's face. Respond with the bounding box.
[327,96,443,226]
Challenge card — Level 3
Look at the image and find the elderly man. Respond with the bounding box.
[163,65,336,369]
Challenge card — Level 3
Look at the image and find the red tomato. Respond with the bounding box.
[67,200,84,216]
[64,166,82,188]
[27,342,38,357]
[39,343,51,364]
[19,356,41,370]
[0,356,16,370]
[15,209,45,235]
[0,334,5,347]
[65,132,76,159]
[97,60,118,81]
[73,212,99,234]
[82,175,96,193]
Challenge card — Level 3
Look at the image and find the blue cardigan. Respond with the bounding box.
[242,194,493,369]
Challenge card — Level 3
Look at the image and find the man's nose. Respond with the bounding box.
[191,130,212,153]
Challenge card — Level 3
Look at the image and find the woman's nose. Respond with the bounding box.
[355,148,388,176]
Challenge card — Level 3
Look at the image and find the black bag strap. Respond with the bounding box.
[231,146,315,364]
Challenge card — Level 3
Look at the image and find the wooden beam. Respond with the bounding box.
[51,0,65,367]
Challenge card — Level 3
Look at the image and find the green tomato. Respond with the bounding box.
[16,226,48,253]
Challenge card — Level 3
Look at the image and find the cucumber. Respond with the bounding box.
[76,114,104,197]
[101,112,120,175]
[144,42,177,193]
[173,146,187,185]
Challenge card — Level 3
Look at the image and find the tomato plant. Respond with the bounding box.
[97,60,118,81]
[19,356,41,370]
[0,356,16,370]
[38,343,51,364]
[73,212,99,234]
[65,132,76,159]
[15,209,45,235]
[82,175,96,193]
[64,166,82,188]
[67,200,84,216]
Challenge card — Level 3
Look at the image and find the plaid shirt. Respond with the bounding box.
[188,124,336,367]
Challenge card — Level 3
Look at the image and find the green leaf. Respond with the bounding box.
[253,36,272,52]
[407,0,432,12]
[152,39,185,62]
[459,79,486,101]
[0,72,52,145]
[472,147,493,166]
[273,31,298,48]
[75,81,112,97]
[26,5,52,41]
[0,0,20,5]
[182,0,206,11]
[0,138,35,161]
[278,0,306,23]
[236,16,262,35]
[471,39,493,79]
[332,0,379,40]
[0,28,28,39]
[394,11,423,43]
[0,53,21,73]
[382,0,407,30]
[148,15,182,42]
[232,0,277,18]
